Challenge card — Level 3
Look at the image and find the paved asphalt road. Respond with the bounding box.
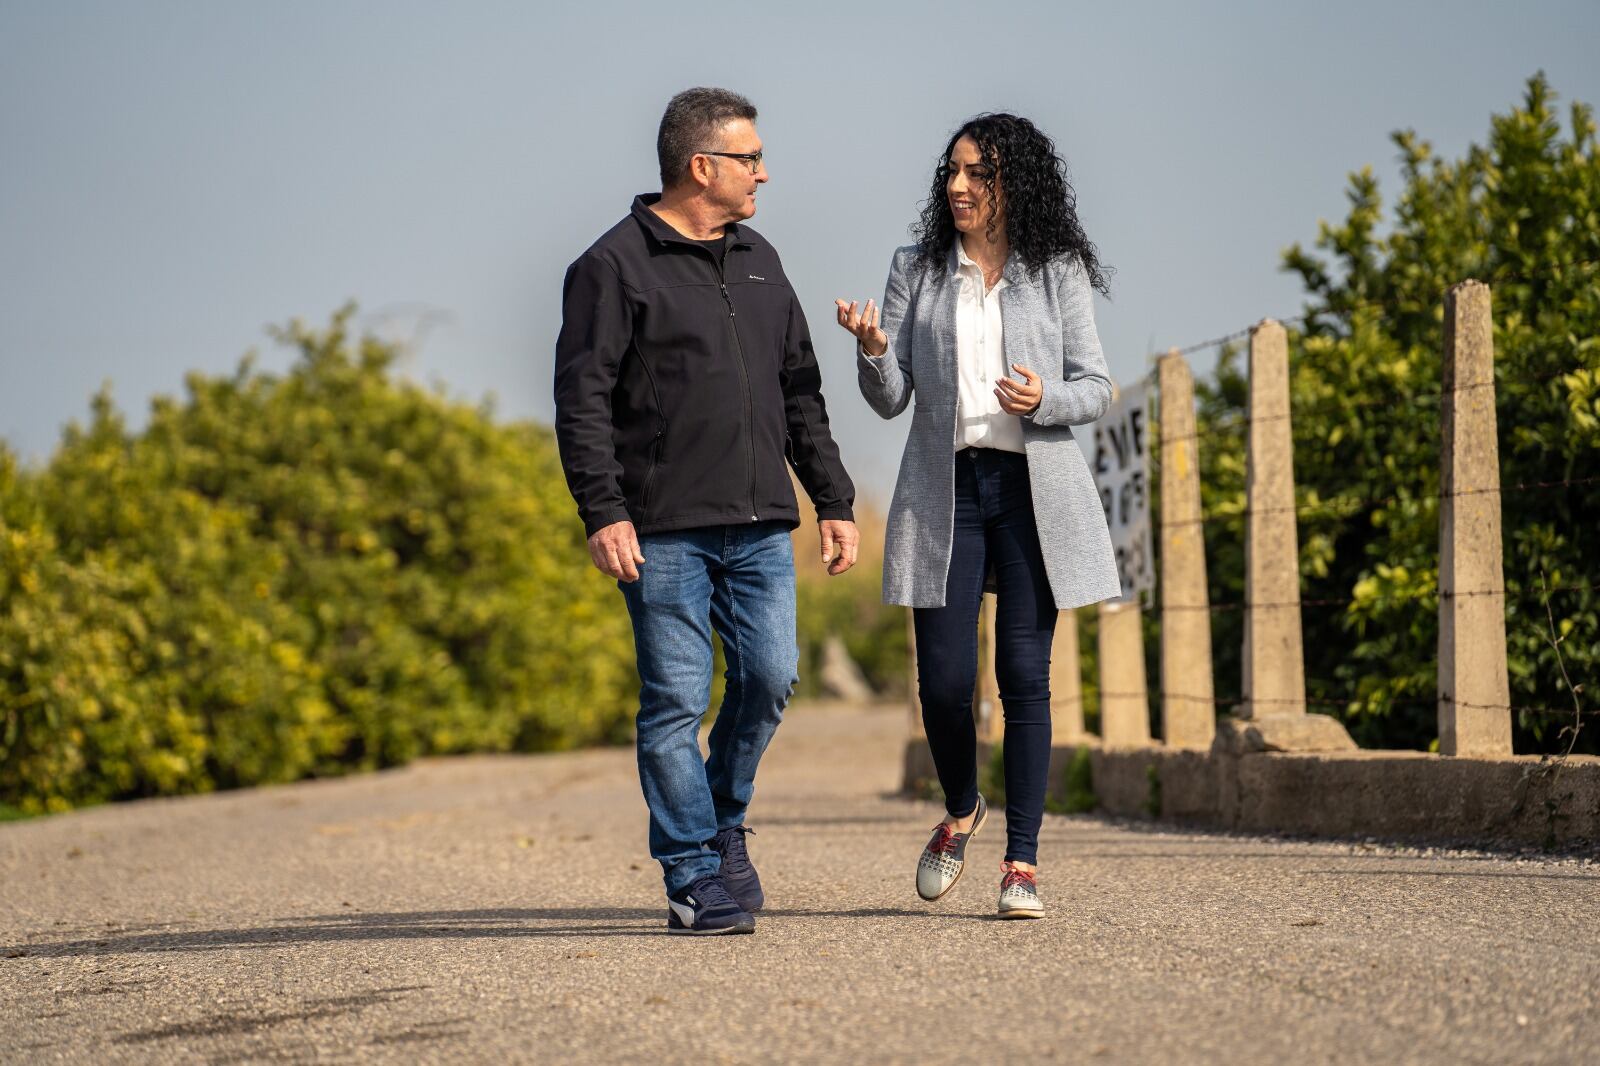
[2,701,1597,1064]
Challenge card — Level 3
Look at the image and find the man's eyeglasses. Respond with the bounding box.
[697,150,764,174]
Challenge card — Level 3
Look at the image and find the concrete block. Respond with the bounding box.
[1153,749,1219,822]
[818,636,875,702]
[903,739,938,797]
[1214,714,1357,755]
[1089,749,1163,815]
[904,735,1600,848]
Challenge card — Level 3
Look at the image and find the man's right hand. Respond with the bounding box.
[588,520,646,582]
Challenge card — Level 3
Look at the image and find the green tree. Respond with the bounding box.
[1193,74,1598,753]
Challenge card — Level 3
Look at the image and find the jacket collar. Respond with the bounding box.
[631,193,751,250]
[944,238,1026,284]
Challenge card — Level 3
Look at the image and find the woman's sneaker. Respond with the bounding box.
[712,825,763,912]
[916,794,988,901]
[666,875,755,936]
[997,861,1044,919]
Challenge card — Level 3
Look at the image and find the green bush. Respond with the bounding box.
[1,308,637,813]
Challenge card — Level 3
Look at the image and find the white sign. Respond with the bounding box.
[1089,380,1153,604]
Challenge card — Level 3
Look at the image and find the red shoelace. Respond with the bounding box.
[1000,863,1037,891]
[925,823,960,855]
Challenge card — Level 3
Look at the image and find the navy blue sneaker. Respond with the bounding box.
[666,875,755,936]
[712,826,764,912]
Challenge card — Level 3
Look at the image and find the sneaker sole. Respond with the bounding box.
[666,922,756,936]
[918,798,989,902]
[997,907,1045,920]
[666,912,757,936]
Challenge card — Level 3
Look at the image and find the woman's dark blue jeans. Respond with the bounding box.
[914,447,1057,865]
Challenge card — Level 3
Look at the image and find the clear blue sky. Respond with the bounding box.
[3,0,1597,500]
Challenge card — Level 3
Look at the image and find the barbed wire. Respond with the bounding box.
[1157,581,1597,616]
[1153,360,1593,448]
[1154,474,1598,531]
[1172,325,1256,358]
[1153,258,1600,361]
[1097,691,1596,721]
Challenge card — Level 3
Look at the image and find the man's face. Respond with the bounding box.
[701,118,768,222]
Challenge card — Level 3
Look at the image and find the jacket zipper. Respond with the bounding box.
[714,251,759,522]
[639,429,663,521]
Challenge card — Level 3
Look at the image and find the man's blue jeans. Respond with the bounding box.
[619,521,799,895]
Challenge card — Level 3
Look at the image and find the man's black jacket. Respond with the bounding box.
[554,194,855,538]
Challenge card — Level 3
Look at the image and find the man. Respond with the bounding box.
[554,88,858,936]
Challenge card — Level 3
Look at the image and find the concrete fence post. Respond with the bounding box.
[1052,609,1087,740]
[976,593,1003,744]
[1098,600,1152,747]
[1438,281,1513,757]
[1220,321,1356,754]
[1243,320,1307,718]
[1158,349,1216,748]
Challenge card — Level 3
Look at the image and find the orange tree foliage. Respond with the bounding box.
[1192,76,1597,753]
[1,309,638,813]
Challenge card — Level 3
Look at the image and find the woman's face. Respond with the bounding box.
[946,134,1001,236]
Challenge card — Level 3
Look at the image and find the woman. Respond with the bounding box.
[835,113,1119,918]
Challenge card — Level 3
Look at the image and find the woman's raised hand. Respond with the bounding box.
[834,299,888,358]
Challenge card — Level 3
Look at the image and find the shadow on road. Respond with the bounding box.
[758,813,920,827]
[759,906,992,921]
[110,986,439,1044]
[3,903,1004,959]
[4,908,668,957]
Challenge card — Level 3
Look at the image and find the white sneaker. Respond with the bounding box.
[997,861,1044,919]
[915,794,988,901]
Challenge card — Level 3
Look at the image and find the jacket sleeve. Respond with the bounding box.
[554,253,634,537]
[1026,258,1114,427]
[856,247,916,419]
[781,290,856,523]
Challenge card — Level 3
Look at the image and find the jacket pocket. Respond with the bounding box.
[639,430,664,519]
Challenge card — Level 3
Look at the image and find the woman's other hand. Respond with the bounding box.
[995,364,1043,415]
[834,298,888,357]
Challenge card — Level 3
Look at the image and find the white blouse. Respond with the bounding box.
[953,240,1025,454]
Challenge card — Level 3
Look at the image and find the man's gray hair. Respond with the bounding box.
[657,87,758,188]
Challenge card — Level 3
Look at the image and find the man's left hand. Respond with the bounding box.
[818,519,859,576]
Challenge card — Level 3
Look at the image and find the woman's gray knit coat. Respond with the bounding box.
[857,244,1122,610]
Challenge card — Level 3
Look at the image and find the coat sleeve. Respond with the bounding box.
[1026,258,1114,427]
[781,290,856,522]
[856,247,916,420]
[553,252,634,537]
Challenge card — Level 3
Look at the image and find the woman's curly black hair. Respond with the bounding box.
[911,113,1111,294]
